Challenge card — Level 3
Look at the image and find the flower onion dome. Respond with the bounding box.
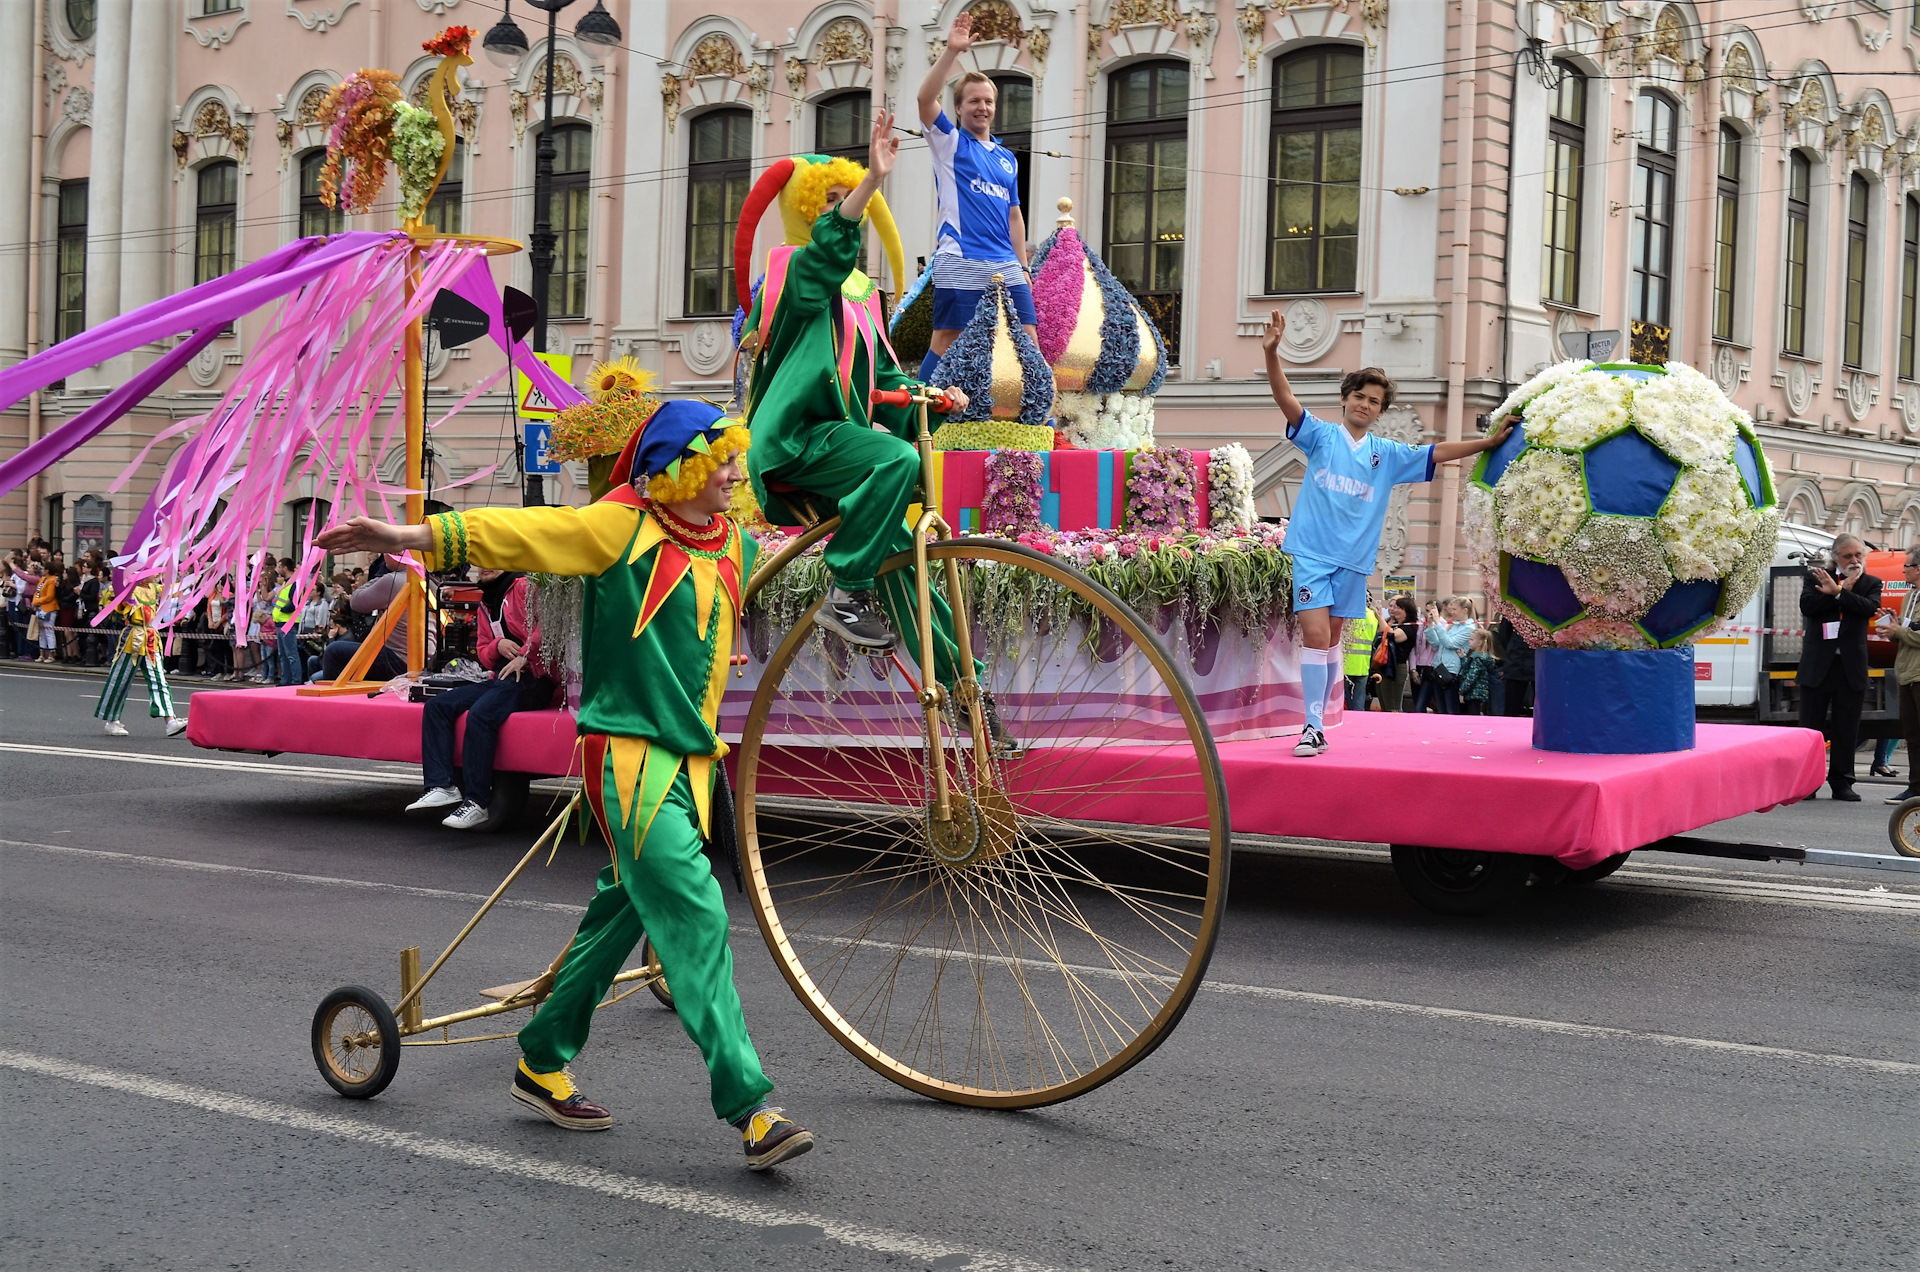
[928,273,1055,430]
[1030,198,1169,396]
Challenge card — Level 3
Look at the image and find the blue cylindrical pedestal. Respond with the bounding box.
[1533,648,1696,754]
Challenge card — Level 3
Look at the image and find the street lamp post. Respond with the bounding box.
[484,0,621,507]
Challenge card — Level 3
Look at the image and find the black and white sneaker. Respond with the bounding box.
[1293,726,1327,757]
[957,690,1021,756]
[815,586,896,650]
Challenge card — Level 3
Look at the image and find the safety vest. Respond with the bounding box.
[1343,610,1379,677]
[271,580,297,625]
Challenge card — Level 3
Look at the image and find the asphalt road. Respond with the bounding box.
[2,665,1916,1271]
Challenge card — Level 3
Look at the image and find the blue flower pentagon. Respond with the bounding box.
[1637,577,1722,646]
[1584,428,1681,518]
[1503,554,1586,628]
[1473,421,1527,491]
[1731,430,1772,509]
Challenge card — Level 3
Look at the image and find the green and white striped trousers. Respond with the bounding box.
[95,649,174,723]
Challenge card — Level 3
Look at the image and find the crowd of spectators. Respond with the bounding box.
[1344,591,1537,717]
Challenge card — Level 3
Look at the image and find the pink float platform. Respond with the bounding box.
[187,691,1824,871]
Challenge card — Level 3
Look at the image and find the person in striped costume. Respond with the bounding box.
[94,578,188,738]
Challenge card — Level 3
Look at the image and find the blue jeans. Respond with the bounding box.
[276,629,301,685]
[421,674,557,806]
[319,640,407,682]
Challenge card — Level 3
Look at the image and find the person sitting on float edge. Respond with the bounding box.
[1262,308,1511,756]
[408,567,558,831]
[1797,532,1882,802]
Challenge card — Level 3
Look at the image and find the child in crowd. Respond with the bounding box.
[1458,628,1495,715]
[1263,308,1511,754]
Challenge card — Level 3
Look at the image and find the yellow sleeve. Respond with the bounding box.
[425,503,638,578]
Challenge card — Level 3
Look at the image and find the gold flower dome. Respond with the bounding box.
[1031,199,1168,397]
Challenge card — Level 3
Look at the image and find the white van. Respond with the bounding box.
[1694,521,1835,713]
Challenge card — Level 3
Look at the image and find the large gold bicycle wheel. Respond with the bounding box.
[736,539,1230,1108]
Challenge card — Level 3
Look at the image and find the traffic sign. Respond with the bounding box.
[515,352,572,420]
[524,422,562,475]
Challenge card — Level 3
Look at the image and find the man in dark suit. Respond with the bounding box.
[1797,533,1883,801]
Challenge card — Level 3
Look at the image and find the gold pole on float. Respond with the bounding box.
[300,39,523,696]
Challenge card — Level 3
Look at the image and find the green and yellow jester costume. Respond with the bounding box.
[739,158,968,684]
[423,405,771,1126]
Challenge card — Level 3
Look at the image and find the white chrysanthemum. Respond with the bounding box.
[1494,449,1588,561]
[1493,358,1593,423]
[1056,390,1154,450]
[1522,371,1633,450]
[1719,506,1781,617]
[1656,460,1756,579]
[1629,365,1737,465]
[1559,516,1672,620]
[1207,444,1257,530]
[1461,484,1497,560]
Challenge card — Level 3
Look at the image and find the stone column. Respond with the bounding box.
[0,0,34,362]
[118,0,175,317]
[85,0,132,332]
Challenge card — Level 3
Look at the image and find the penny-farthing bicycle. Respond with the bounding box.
[734,385,1232,1108]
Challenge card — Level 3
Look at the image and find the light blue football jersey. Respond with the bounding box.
[1282,409,1436,572]
[926,111,1022,268]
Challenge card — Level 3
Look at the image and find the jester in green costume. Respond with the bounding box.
[315,400,813,1172]
[736,108,974,674]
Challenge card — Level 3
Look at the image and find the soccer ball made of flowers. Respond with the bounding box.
[1466,360,1779,651]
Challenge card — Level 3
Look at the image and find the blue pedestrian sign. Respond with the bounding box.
[524,422,562,475]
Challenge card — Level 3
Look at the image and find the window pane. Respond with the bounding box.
[1849,175,1869,226]
[1107,243,1145,290]
[199,161,236,206]
[1111,191,1146,244]
[1719,124,1740,181]
[1275,130,1316,182]
[1113,68,1152,120]
[1154,137,1186,191]
[1321,181,1359,238]
[1153,182,1186,239]
[58,181,86,228]
[553,125,592,173]
[994,78,1033,132]
[1320,234,1357,292]
[1321,127,1361,185]
[1325,49,1363,104]
[1789,154,1810,202]
[1550,66,1585,126]
[1274,184,1314,236]
[1270,238,1314,292]
[1111,139,1150,192]
[818,94,870,157]
[1155,66,1188,118]
[1276,55,1319,110]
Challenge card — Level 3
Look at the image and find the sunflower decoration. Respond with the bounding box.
[551,358,662,466]
[587,355,655,404]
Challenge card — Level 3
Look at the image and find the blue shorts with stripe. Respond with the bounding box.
[1291,555,1370,619]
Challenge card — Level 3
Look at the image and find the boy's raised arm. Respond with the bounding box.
[1260,309,1304,426]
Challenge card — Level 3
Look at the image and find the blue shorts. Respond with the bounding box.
[1291,556,1370,619]
[934,281,1037,330]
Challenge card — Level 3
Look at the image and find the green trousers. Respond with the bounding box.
[517,766,772,1123]
[762,416,965,685]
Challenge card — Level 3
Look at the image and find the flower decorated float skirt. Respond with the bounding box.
[425,487,773,1123]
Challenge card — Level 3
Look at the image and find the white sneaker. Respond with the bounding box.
[165,717,189,738]
[1292,726,1327,757]
[407,786,463,813]
[442,801,490,830]
[103,720,129,737]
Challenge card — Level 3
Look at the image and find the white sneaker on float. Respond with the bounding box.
[442,801,490,830]
[407,786,463,813]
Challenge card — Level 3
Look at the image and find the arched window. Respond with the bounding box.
[685,107,752,317]
[195,160,238,284]
[1630,91,1677,329]
[65,0,95,41]
[1713,123,1741,342]
[288,498,331,560]
[425,140,465,235]
[1542,61,1586,307]
[55,181,87,343]
[990,74,1033,214]
[1783,152,1812,356]
[815,91,871,164]
[298,151,344,239]
[1785,493,1816,526]
[1901,195,1917,381]
[1268,46,1362,294]
[545,123,592,319]
[1843,174,1871,369]
[1104,60,1188,358]
[1898,508,1919,549]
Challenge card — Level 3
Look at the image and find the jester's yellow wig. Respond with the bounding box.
[643,424,751,505]
[733,154,906,311]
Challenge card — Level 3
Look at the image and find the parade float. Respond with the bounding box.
[1470,359,1781,753]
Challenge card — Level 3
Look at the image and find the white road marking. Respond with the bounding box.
[0,1049,1067,1272]
[9,839,1915,1078]
[0,741,580,793]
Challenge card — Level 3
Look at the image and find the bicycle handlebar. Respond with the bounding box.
[870,387,954,412]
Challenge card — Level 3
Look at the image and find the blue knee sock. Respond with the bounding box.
[1301,649,1328,732]
[918,350,940,380]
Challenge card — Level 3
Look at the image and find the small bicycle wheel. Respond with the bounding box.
[737,539,1230,1108]
[311,986,400,1098]
[1889,797,1920,859]
[638,934,675,1010]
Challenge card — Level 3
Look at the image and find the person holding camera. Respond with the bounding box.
[1877,545,1920,803]
[1797,533,1882,801]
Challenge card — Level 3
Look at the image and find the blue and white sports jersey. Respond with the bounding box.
[1281,409,1436,572]
[926,110,1022,280]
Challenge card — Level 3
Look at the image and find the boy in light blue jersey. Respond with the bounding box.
[1262,309,1512,756]
[917,13,1038,375]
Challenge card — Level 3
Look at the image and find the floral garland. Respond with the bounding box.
[982,449,1045,536]
[1207,444,1256,531]
[1125,446,1197,533]
[1053,391,1154,450]
[391,101,447,223]
[317,69,402,215]
[423,25,474,57]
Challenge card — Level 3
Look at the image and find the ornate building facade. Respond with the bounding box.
[6,0,1920,603]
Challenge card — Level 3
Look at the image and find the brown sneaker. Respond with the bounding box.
[740,1105,814,1170]
[511,1060,612,1131]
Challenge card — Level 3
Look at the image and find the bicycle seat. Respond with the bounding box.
[761,479,829,528]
